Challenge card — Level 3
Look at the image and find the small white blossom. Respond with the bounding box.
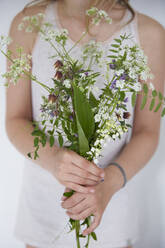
[149,82,155,91]
[63,79,71,88]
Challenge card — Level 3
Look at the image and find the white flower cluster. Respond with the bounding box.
[63,79,71,88]
[2,53,31,86]
[0,35,12,49]
[86,7,112,25]
[121,44,154,84]
[18,13,45,32]
[82,39,103,66]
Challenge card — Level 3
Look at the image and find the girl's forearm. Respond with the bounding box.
[104,130,159,193]
[5,117,60,174]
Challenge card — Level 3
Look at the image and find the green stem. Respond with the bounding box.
[85,217,91,248]
[75,220,81,248]
[67,30,88,54]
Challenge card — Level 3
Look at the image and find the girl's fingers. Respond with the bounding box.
[63,173,99,187]
[64,181,95,194]
[82,213,101,236]
[70,162,101,183]
[61,187,71,201]
[63,198,90,215]
[66,206,95,221]
[61,192,85,208]
[71,152,104,178]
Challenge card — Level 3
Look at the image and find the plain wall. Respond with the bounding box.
[0,0,165,247]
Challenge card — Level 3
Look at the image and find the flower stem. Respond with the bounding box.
[67,30,88,54]
[75,220,81,248]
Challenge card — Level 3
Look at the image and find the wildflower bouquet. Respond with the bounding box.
[1,6,165,248]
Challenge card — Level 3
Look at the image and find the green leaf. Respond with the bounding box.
[58,133,63,147]
[111,44,120,48]
[72,83,95,141]
[40,136,47,146]
[91,232,97,241]
[49,135,54,147]
[140,95,147,110]
[63,191,74,197]
[31,129,43,136]
[119,91,125,102]
[109,49,118,53]
[79,234,86,238]
[161,107,165,117]
[131,92,137,107]
[108,55,118,59]
[149,98,155,111]
[89,91,99,108]
[34,137,39,147]
[152,90,157,97]
[143,83,148,95]
[154,102,162,112]
[114,38,121,44]
[76,117,89,154]
[159,92,163,101]
[27,152,32,158]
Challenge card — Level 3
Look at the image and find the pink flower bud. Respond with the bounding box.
[123,112,131,119]
[54,60,63,69]
[54,71,63,80]
[48,94,58,103]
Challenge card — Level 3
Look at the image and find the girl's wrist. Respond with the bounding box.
[103,165,124,194]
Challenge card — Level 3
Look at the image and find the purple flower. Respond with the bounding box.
[50,111,55,117]
[69,114,74,121]
[120,73,127,80]
[74,133,78,137]
[40,107,45,112]
[109,59,116,70]
[84,72,89,76]
[110,79,117,89]
[124,97,128,103]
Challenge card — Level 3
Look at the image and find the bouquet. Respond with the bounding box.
[1,6,165,248]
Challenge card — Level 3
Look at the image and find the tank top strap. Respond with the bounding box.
[43,1,58,26]
[123,10,141,46]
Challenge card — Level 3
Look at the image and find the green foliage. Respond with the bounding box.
[131,92,137,107]
[154,102,162,112]
[140,95,147,110]
[161,107,165,117]
[49,135,54,147]
[72,82,95,141]
[149,98,155,111]
[91,232,97,241]
[76,117,89,154]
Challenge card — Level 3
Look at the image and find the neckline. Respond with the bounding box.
[52,1,129,48]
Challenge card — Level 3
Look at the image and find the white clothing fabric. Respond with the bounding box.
[14,1,141,247]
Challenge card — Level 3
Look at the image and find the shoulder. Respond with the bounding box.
[136,12,165,49]
[8,4,47,53]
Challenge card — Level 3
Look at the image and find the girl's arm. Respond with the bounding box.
[5,7,104,194]
[61,13,165,235]
[105,13,165,192]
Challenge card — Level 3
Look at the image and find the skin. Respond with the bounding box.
[5,0,165,248]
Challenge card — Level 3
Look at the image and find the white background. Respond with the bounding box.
[0,0,165,247]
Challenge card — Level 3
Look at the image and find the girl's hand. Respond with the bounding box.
[50,147,105,194]
[61,166,120,236]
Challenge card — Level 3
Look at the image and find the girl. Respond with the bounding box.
[5,0,165,247]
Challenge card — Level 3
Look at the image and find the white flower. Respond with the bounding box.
[94,113,101,122]
[116,69,124,76]
[63,79,71,88]
[132,82,142,92]
[116,80,125,89]
[149,82,155,91]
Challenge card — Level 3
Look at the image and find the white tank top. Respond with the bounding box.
[14,2,141,247]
